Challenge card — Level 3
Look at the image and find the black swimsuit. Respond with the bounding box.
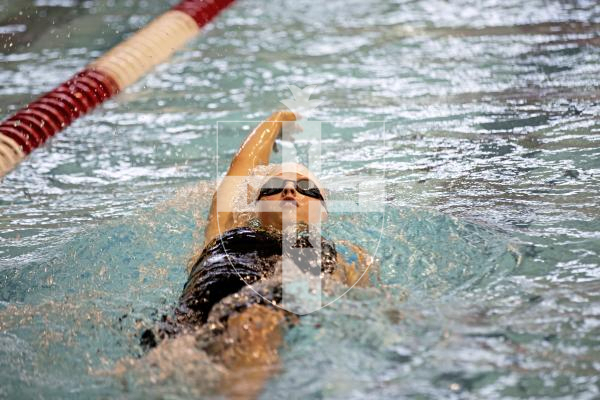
[140,226,337,348]
[174,226,337,328]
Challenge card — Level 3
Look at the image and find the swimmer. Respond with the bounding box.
[146,111,373,399]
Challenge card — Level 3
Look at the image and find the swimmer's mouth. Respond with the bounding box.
[280,198,298,207]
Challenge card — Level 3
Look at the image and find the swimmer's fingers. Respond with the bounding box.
[281,110,305,122]
[271,110,297,122]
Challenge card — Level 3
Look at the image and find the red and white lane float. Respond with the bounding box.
[0,0,235,177]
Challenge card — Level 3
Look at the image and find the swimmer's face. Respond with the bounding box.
[256,171,327,231]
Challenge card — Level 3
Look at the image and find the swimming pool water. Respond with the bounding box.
[1,0,599,398]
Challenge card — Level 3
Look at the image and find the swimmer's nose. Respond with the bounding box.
[281,181,297,198]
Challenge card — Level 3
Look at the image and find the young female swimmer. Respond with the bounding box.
[145,111,373,399]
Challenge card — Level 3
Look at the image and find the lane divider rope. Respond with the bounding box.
[0,0,235,178]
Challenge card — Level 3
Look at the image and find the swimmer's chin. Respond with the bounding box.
[280,208,298,219]
[280,199,298,208]
[273,201,298,215]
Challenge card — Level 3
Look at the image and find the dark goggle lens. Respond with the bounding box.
[296,179,314,191]
[257,178,324,201]
[258,187,282,198]
[297,179,324,200]
[258,178,285,199]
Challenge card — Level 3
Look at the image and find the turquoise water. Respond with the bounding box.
[1,0,599,398]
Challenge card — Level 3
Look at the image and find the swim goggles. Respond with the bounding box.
[257,177,325,202]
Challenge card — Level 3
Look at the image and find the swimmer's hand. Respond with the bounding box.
[271,110,297,122]
[271,111,302,152]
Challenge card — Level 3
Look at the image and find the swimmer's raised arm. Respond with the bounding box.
[204,111,297,246]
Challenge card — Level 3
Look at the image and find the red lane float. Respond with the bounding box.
[0,68,118,156]
[0,0,236,177]
[174,0,236,25]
